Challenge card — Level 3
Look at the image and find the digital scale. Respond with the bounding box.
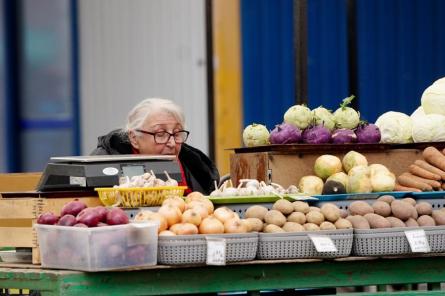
[36,154,182,191]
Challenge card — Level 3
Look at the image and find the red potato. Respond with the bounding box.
[423,147,445,172]
[397,174,432,191]
[414,159,445,180]
[409,164,441,181]
[394,183,422,192]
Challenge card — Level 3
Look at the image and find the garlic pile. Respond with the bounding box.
[115,170,178,188]
[210,179,300,197]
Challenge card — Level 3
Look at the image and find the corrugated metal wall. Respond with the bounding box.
[241,0,445,128]
[79,0,208,155]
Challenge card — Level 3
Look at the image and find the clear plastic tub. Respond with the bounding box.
[35,222,158,271]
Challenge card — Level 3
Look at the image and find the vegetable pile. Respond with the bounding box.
[395,146,445,192]
[242,95,381,147]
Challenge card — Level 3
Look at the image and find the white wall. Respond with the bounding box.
[79,0,208,155]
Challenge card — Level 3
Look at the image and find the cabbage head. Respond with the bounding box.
[412,113,445,142]
[375,111,413,143]
[283,105,313,129]
[242,123,270,147]
[421,80,445,116]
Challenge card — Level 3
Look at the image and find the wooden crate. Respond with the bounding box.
[230,142,445,188]
[0,194,101,264]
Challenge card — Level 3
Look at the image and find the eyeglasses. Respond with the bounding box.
[135,129,190,144]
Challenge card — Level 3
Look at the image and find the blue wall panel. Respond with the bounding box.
[241,0,445,127]
[241,0,295,129]
[356,0,445,122]
[307,0,349,110]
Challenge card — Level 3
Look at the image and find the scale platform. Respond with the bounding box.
[36,154,182,191]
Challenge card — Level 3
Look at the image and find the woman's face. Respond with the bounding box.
[130,112,183,155]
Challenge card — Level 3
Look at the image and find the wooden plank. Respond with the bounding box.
[0,173,42,192]
[230,153,268,186]
[268,149,420,187]
[0,227,35,247]
[0,199,38,219]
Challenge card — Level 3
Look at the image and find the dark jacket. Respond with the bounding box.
[90,129,219,195]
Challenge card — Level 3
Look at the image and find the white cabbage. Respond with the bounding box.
[283,105,313,129]
[412,113,445,142]
[421,79,445,116]
[410,106,426,120]
[242,123,270,147]
[375,111,413,143]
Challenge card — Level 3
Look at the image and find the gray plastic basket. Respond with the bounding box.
[353,225,445,257]
[257,229,353,260]
[157,232,258,265]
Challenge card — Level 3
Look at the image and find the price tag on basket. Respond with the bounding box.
[206,237,226,266]
[405,229,430,253]
[308,234,337,253]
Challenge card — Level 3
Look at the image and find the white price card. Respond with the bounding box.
[405,229,430,253]
[206,237,226,266]
[308,234,338,253]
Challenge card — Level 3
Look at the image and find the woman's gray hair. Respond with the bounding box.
[124,98,185,133]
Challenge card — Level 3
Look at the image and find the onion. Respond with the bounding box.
[60,199,87,217]
[93,206,109,223]
[186,199,214,215]
[213,207,236,223]
[224,217,248,233]
[105,208,129,225]
[57,214,77,226]
[159,230,176,236]
[76,208,101,227]
[162,196,186,213]
[170,223,199,235]
[158,204,182,227]
[199,216,225,234]
[269,123,302,144]
[181,209,202,226]
[185,191,205,203]
[186,203,209,219]
[37,212,59,225]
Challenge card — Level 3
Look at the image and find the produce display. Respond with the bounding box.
[345,196,442,229]
[396,146,445,191]
[242,77,445,146]
[242,95,381,146]
[300,151,396,195]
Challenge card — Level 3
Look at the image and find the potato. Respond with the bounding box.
[320,203,341,222]
[272,199,294,215]
[264,210,287,227]
[245,218,264,232]
[348,201,374,216]
[308,206,321,212]
[417,215,436,227]
[304,223,320,231]
[306,211,325,225]
[319,221,336,230]
[391,200,414,221]
[263,224,285,233]
[411,207,418,220]
[334,218,352,229]
[386,216,405,228]
[245,205,269,221]
[346,215,370,229]
[432,210,445,225]
[377,195,395,204]
[282,222,305,232]
[287,212,306,224]
[405,218,419,227]
[415,202,433,216]
[264,210,286,227]
[292,201,310,213]
[372,201,392,217]
[364,213,391,229]
[402,197,417,206]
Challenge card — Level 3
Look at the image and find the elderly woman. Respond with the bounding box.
[91,98,219,195]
